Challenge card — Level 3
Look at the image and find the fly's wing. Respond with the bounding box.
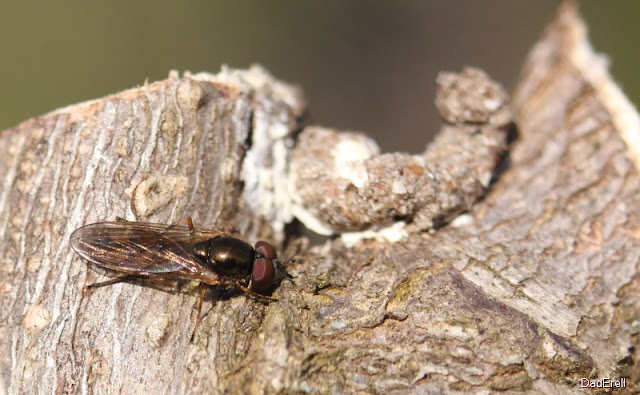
[70,221,227,280]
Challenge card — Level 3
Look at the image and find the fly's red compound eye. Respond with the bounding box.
[251,257,276,293]
[254,240,277,260]
[251,241,278,292]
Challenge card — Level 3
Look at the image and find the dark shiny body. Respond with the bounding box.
[70,219,292,341]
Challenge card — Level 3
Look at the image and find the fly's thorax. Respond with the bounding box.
[193,236,254,278]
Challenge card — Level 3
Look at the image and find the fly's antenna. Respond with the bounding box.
[272,236,305,284]
[273,255,295,281]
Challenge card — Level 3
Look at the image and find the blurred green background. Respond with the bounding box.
[0,1,635,153]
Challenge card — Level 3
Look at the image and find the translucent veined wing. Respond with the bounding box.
[70,221,228,280]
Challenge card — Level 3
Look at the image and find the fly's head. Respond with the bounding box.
[250,241,294,293]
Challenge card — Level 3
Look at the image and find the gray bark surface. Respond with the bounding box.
[1,3,639,394]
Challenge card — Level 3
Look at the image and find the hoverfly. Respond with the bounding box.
[70,218,293,342]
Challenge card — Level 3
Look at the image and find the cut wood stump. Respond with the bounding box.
[1,2,638,394]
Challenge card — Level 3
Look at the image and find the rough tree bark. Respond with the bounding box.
[1,3,639,394]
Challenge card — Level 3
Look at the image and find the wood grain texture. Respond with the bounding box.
[0,66,305,394]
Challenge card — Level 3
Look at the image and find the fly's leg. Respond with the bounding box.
[189,283,208,343]
[85,274,142,289]
[167,217,194,230]
[85,274,171,289]
[233,283,278,303]
[166,217,195,240]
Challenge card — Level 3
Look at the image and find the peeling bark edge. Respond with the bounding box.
[290,67,513,237]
